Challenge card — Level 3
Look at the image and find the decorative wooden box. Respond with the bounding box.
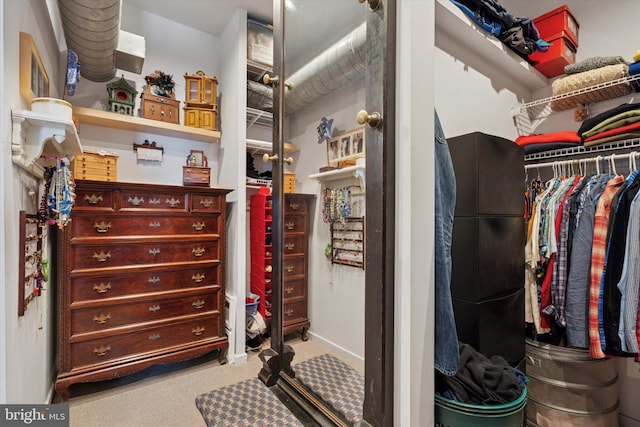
[141,93,180,124]
[71,150,118,182]
[183,166,211,187]
[284,171,296,193]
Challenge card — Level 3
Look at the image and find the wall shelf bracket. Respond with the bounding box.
[11,109,83,178]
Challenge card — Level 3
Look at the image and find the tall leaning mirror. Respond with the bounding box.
[258,1,396,425]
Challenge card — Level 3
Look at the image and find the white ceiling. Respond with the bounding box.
[123,0,274,36]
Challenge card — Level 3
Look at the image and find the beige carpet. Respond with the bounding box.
[58,338,348,427]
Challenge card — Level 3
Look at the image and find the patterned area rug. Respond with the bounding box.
[293,353,364,423]
[195,377,303,427]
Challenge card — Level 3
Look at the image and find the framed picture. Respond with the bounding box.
[19,32,50,105]
[327,126,366,166]
[187,150,207,167]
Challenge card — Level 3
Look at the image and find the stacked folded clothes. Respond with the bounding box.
[515,131,582,154]
[576,101,640,146]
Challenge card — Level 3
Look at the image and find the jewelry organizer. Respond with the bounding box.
[19,211,44,316]
[331,216,365,269]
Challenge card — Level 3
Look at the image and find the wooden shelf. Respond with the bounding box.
[247,138,298,155]
[435,0,548,92]
[11,109,83,178]
[73,106,221,143]
[309,165,366,187]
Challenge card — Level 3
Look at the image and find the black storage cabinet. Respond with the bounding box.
[448,132,525,366]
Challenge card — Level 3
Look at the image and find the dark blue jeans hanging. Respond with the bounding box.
[434,111,459,376]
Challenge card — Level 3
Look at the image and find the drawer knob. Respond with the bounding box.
[93,313,111,324]
[285,286,295,295]
[192,326,205,336]
[200,198,214,208]
[166,198,181,208]
[93,221,112,233]
[149,198,161,205]
[192,299,205,309]
[285,309,294,317]
[93,345,111,357]
[289,202,299,210]
[148,248,161,256]
[192,273,205,283]
[285,243,295,251]
[192,247,206,257]
[149,221,161,229]
[148,276,161,284]
[93,251,111,262]
[148,333,161,341]
[148,304,161,312]
[286,222,295,230]
[84,194,103,205]
[93,282,112,294]
[127,196,145,206]
[285,265,295,273]
[192,221,206,231]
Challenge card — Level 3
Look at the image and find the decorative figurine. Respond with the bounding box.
[106,75,137,116]
[317,116,334,144]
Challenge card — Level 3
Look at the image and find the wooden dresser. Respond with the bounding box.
[249,193,314,340]
[55,180,231,399]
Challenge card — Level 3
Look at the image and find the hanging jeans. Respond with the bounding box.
[434,111,459,376]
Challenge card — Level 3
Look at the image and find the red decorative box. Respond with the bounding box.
[534,4,579,48]
[530,31,577,79]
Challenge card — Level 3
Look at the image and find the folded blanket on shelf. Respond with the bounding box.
[581,109,640,139]
[584,132,640,147]
[247,79,273,112]
[578,101,640,135]
[515,131,582,146]
[524,142,582,155]
[564,56,628,75]
[584,120,640,143]
[550,64,631,111]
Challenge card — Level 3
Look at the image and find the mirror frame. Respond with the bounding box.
[259,1,396,426]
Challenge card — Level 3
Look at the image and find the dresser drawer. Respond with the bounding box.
[284,215,307,234]
[119,190,188,212]
[283,277,305,299]
[183,166,211,187]
[70,288,220,335]
[282,255,305,278]
[74,188,115,211]
[283,235,306,255]
[285,198,307,215]
[284,300,307,324]
[71,215,221,238]
[70,315,221,369]
[192,194,222,213]
[70,265,221,303]
[71,239,220,270]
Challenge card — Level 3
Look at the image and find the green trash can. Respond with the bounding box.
[435,385,527,427]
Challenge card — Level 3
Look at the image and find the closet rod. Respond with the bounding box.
[524,152,639,170]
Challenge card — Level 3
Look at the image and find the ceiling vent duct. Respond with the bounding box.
[285,22,366,113]
[58,0,121,82]
[115,30,146,74]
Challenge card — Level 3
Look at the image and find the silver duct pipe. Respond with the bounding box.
[58,0,121,82]
[285,22,366,113]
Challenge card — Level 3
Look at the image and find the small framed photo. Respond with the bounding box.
[327,126,366,166]
[187,150,207,167]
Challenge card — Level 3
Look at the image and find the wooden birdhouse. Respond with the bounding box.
[106,75,137,116]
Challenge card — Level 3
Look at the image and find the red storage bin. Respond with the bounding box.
[530,31,576,78]
[534,4,579,48]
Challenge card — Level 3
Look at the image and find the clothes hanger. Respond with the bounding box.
[609,155,618,176]
[596,155,602,175]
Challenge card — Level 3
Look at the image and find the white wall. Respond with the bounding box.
[286,77,367,367]
[2,0,64,404]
